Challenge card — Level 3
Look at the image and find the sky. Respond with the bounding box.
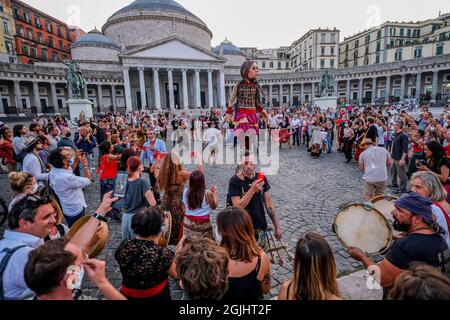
[23,0,450,48]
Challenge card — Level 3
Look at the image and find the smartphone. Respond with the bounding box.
[258,171,265,181]
[113,171,129,198]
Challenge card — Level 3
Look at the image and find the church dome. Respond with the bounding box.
[103,0,213,51]
[213,39,245,57]
[71,28,120,50]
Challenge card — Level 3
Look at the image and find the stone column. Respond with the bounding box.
[371,78,377,104]
[168,68,175,110]
[0,89,5,115]
[138,67,147,110]
[219,71,226,108]
[207,70,213,108]
[289,83,294,106]
[300,83,305,103]
[311,83,316,106]
[432,70,439,101]
[400,74,406,99]
[50,82,59,113]
[278,84,283,106]
[32,81,42,114]
[68,85,74,99]
[269,84,273,107]
[84,85,88,100]
[14,80,23,114]
[122,67,133,113]
[182,69,189,110]
[334,80,339,97]
[385,76,391,102]
[358,78,364,104]
[346,79,351,103]
[152,68,161,110]
[97,84,103,110]
[195,69,201,108]
[415,73,422,100]
[111,85,117,112]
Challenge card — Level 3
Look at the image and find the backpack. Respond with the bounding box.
[13,149,27,165]
[0,245,29,300]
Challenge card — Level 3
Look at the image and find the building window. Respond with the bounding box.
[321,46,325,56]
[354,50,358,59]
[395,49,402,61]
[46,22,52,33]
[37,33,43,43]
[57,27,62,38]
[48,36,53,47]
[321,33,326,43]
[376,41,381,52]
[27,29,33,40]
[365,35,370,44]
[355,39,359,47]
[42,49,48,61]
[5,41,14,54]
[375,54,380,64]
[0,5,3,12]
[390,40,394,47]
[35,16,41,29]
[58,41,63,50]
[14,8,21,19]
[269,62,273,68]
[354,60,358,67]
[364,57,369,65]
[278,62,281,69]
[414,47,422,59]
[400,28,404,37]
[24,12,31,24]
[31,47,37,58]
[331,33,336,43]
[345,43,349,52]
[17,25,24,37]
[377,30,382,39]
[2,21,9,35]
[320,59,325,69]
[53,54,59,62]
[407,29,411,37]
[365,46,369,56]
[390,28,396,36]
[436,44,444,56]
[331,47,335,55]
[330,59,335,68]
[22,44,29,56]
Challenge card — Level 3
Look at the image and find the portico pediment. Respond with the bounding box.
[121,36,224,63]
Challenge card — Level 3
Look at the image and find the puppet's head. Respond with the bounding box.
[240,60,258,81]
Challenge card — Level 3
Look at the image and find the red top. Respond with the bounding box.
[412,142,424,154]
[97,155,117,180]
[444,145,450,157]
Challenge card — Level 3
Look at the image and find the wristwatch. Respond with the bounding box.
[92,213,109,223]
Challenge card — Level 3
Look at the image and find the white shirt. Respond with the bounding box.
[12,136,25,155]
[268,116,278,128]
[375,125,386,146]
[48,135,59,151]
[359,146,390,183]
[0,231,44,300]
[49,167,91,217]
[23,153,49,185]
[290,119,301,129]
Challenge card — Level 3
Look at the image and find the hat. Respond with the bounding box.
[394,193,434,223]
[24,136,41,152]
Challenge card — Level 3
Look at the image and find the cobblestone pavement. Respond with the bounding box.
[0,142,369,300]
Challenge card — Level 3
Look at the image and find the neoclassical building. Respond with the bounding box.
[0,0,449,117]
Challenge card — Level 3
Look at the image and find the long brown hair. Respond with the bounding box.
[290,233,340,300]
[187,171,206,210]
[217,207,261,263]
[157,151,184,192]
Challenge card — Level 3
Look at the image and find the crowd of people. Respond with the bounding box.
[0,100,448,301]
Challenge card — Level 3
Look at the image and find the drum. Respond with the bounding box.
[333,203,393,256]
[370,195,398,223]
[157,211,172,247]
[67,216,109,259]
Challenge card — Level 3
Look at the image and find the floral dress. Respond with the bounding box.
[161,184,185,246]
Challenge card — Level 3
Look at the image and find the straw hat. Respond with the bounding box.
[67,216,109,258]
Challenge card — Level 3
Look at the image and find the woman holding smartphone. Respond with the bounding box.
[122,156,157,240]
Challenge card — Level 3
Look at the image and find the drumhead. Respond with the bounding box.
[67,216,109,258]
[370,195,399,223]
[333,204,393,256]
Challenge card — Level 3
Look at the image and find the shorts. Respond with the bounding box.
[362,180,387,198]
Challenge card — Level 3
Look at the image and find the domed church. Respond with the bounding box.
[71,0,228,111]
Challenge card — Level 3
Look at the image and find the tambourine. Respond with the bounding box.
[67,216,109,258]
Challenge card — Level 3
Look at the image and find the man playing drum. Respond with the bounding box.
[348,193,449,298]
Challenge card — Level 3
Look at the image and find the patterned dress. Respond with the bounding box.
[160,184,185,246]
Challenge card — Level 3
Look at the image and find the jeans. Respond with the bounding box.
[64,208,86,228]
[327,135,333,153]
[390,160,408,192]
[122,213,137,240]
[292,128,300,146]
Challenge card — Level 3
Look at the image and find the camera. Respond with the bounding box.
[416,160,427,167]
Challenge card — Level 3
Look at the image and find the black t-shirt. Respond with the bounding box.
[228,174,270,231]
[171,119,179,131]
[95,126,107,145]
[385,233,449,272]
[366,125,378,143]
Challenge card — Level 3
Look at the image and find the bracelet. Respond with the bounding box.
[92,213,109,223]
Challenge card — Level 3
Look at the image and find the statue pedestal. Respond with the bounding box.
[314,96,338,112]
[67,99,93,122]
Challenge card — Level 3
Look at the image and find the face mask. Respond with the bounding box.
[66,265,85,290]
[31,184,38,194]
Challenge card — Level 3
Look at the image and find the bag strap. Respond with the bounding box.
[0,245,29,300]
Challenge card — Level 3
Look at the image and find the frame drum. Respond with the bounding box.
[370,195,403,238]
[157,211,172,247]
[333,203,393,256]
[67,216,109,259]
